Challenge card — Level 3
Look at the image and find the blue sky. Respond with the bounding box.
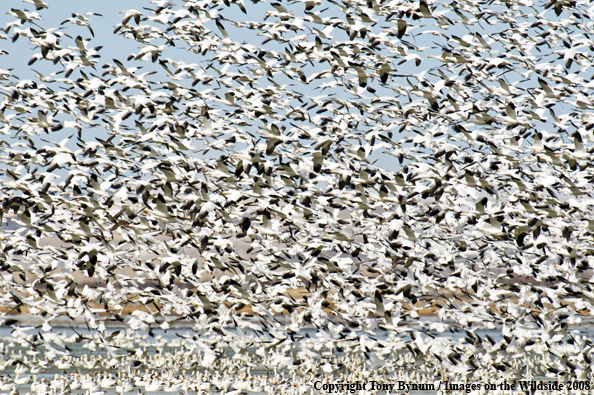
[1,0,590,177]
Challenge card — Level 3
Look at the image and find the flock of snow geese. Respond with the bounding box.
[1,0,594,391]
